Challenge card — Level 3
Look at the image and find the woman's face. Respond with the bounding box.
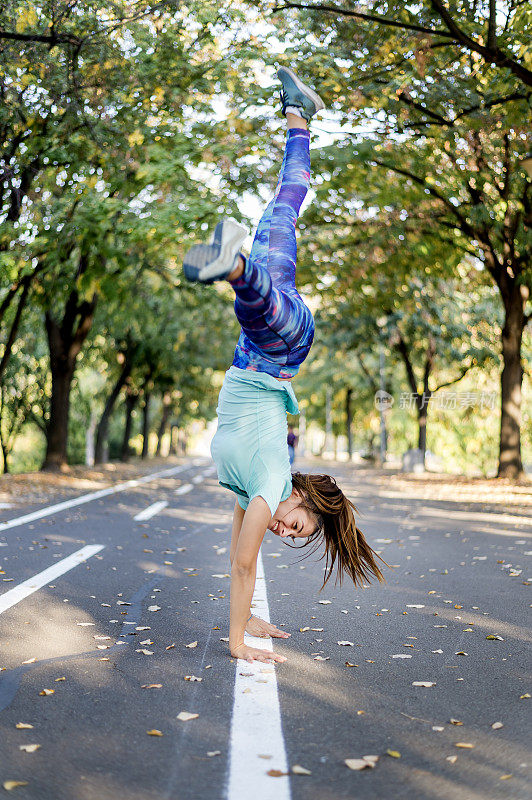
[268,490,316,540]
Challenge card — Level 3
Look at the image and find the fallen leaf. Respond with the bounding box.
[345,662,358,667]
[54,677,66,682]
[135,649,154,655]
[147,605,161,612]
[412,681,435,687]
[291,765,311,775]
[486,634,503,641]
[146,729,163,736]
[455,742,474,749]
[491,722,503,730]
[267,769,288,777]
[185,641,198,649]
[21,657,36,665]
[314,656,329,661]
[184,675,202,682]
[207,751,221,757]
[499,774,513,780]
[386,749,401,758]
[318,600,332,605]
[39,689,54,696]
[15,723,33,730]
[177,711,199,722]
[450,719,463,726]
[519,693,530,699]
[446,755,458,764]
[18,744,40,753]
[3,781,29,791]
[141,684,162,689]
[338,641,354,647]
[392,654,412,659]
[406,604,425,609]
[455,651,468,656]
[345,757,376,770]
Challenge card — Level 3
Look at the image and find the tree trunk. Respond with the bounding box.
[141,391,151,459]
[43,357,75,471]
[417,401,429,455]
[155,393,172,457]
[345,387,353,460]
[94,358,133,464]
[42,282,97,471]
[497,291,525,478]
[121,389,138,462]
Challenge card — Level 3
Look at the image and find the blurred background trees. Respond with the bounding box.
[0,0,530,478]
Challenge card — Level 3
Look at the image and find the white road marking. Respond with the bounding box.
[227,552,290,800]
[191,475,203,485]
[175,484,193,496]
[0,463,197,533]
[133,500,168,521]
[0,545,105,614]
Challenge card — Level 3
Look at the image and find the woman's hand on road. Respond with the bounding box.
[246,616,291,639]
[231,644,287,663]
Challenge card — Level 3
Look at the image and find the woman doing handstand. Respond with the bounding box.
[183,67,386,664]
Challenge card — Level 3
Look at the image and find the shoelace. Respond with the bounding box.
[279,89,305,116]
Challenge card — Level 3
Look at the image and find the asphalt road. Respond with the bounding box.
[0,456,530,800]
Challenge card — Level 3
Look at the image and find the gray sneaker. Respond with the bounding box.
[276,66,325,122]
[183,218,248,284]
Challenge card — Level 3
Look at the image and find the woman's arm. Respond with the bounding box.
[230,499,246,567]
[230,498,291,642]
[229,496,287,663]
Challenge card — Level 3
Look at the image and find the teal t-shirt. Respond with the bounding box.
[210,366,299,516]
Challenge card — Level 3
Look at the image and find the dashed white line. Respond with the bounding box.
[0,545,105,614]
[133,500,168,521]
[191,475,203,485]
[0,462,200,533]
[175,484,193,496]
[227,552,290,800]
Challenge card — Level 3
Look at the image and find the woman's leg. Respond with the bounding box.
[229,122,315,377]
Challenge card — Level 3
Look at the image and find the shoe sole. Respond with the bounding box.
[183,219,248,283]
[276,66,325,113]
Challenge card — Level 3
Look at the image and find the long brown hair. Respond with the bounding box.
[290,472,389,589]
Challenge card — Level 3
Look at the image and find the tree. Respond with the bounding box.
[1,0,254,469]
[264,0,531,476]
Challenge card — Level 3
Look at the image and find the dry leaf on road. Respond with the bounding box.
[291,765,311,775]
[177,711,199,722]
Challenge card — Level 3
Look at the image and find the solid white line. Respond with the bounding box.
[0,545,105,614]
[227,552,290,800]
[133,500,168,521]
[175,484,193,496]
[0,463,196,533]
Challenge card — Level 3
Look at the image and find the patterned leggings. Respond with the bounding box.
[230,128,315,379]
